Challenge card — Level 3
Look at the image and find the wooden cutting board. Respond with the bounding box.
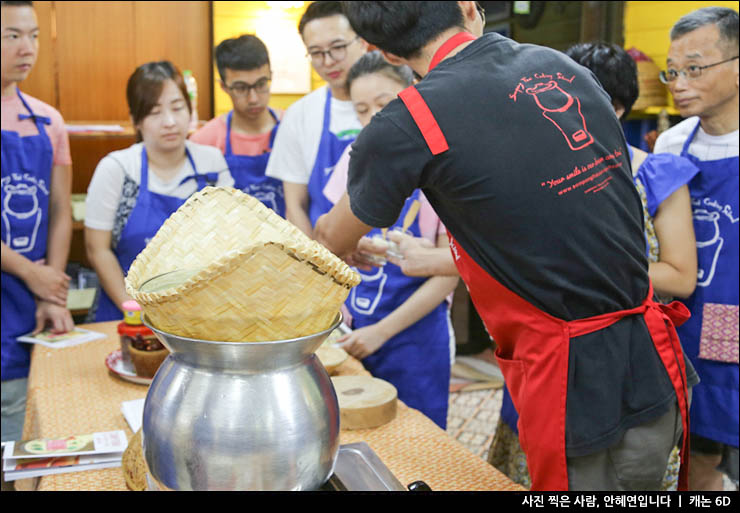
[316,346,348,375]
[332,376,397,430]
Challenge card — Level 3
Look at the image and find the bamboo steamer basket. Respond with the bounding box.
[124,186,360,342]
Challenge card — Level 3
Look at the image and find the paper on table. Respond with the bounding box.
[17,327,106,348]
[121,399,145,433]
[3,430,127,460]
[2,452,122,481]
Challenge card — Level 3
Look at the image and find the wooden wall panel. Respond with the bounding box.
[69,133,136,194]
[14,1,214,122]
[133,1,212,122]
[55,1,136,121]
[17,0,56,108]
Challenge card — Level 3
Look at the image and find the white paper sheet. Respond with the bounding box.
[17,327,106,348]
[121,398,145,433]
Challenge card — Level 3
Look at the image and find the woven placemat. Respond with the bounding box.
[17,322,521,491]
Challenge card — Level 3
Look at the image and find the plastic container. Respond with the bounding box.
[183,69,198,132]
[122,299,143,325]
[118,300,164,374]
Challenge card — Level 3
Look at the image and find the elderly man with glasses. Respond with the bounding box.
[653,6,739,492]
[265,1,368,235]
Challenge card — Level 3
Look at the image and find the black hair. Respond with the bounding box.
[1,1,33,6]
[127,61,191,143]
[346,50,414,92]
[298,1,345,36]
[671,7,739,57]
[214,34,270,83]
[565,42,639,121]
[341,1,465,59]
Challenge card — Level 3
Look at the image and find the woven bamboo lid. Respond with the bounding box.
[124,187,360,342]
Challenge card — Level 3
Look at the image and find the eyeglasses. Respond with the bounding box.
[659,56,739,84]
[307,36,360,65]
[223,77,271,96]
[476,2,486,26]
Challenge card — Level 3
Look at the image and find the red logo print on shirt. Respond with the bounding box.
[509,73,594,151]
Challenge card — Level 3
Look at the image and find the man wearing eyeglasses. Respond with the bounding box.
[265,1,368,235]
[653,7,739,492]
[191,34,285,216]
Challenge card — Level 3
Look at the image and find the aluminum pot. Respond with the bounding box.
[141,314,342,491]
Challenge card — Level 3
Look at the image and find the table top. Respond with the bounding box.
[16,321,522,491]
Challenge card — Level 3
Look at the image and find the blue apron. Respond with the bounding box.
[306,88,357,227]
[1,90,54,380]
[224,108,285,217]
[93,146,216,321]
[347,191,452,429]
[677,121,739,447]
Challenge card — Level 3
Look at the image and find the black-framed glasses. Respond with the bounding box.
[307,36,360,65]
[476,2,486,26]
[223,77,271,96]
[659,56,739,84]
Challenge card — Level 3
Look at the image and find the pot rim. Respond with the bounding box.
[142,312,342,347]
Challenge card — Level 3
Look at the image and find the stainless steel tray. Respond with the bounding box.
[146,441,417,491]
[331,442,406,491]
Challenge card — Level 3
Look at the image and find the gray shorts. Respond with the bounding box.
[1,378,28,443]
[566,399,683,491]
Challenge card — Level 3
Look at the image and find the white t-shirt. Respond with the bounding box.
[653,116,739,160]
[84,140,232,231]
[265,85,362,185]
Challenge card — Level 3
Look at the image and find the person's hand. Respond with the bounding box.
[345,237,390,271]
[25,259,71,306]
[386,231,438,277]
[33,300,75,335]
[336,324,390,360]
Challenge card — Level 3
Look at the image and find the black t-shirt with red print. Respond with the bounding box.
[347,33,676,457]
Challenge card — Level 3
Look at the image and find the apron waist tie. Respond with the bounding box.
[565,284,691,491]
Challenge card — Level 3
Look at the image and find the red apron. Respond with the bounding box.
[397,32,691,491]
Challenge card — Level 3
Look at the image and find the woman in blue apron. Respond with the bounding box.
[224,108,285,217]
[307,88,356,227]
[1,90,54,382]
[677,120,739,471]
[328,52,457,430]
[85,61,227,322]
[92,147,215,322]
[345,191,453,429]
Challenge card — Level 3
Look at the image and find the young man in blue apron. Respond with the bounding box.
[265,1,367,235]
[1,0,74,444]
[191,35,285,217]
[653,7,739,491]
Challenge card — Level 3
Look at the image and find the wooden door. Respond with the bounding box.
[19,1,213,122]
[134,1,212,122]
[16,0,55,106]
[55,1,136,121]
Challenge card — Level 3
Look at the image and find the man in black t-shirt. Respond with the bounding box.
[314,2,691,491]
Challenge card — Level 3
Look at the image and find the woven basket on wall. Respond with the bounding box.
[124,187,360,342]
[627,47,668,111]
